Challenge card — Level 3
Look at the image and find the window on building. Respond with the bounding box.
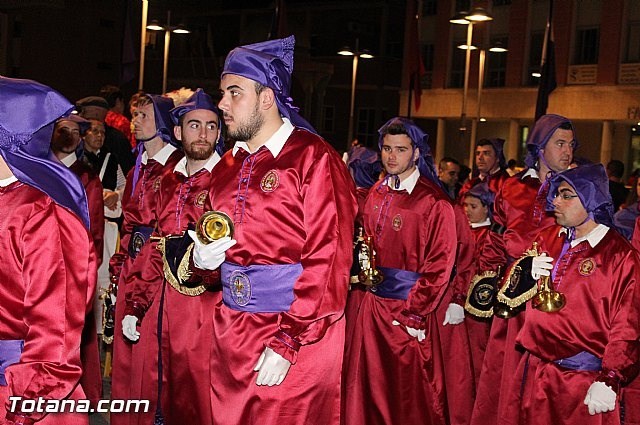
[322,106,335,133]
[449,42,466,88]
[574,27,599,65]
[626,21,640,63]
[487,37,508,87]
[356,108,377,146]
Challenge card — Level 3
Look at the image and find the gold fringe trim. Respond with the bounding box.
[157,237,207,297]
[465,270,498,318]
[496,243,541,308]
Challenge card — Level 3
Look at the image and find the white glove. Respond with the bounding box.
[392,320,426,342]
[531,253,554,280]
[584,381,616,415]
[442,303,465,326]
[122,315,140,342]
[253,347,291,386]
[187,230,237,270]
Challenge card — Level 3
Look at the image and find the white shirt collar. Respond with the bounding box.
[174,151,221,177]
[559,223,609,248]
[60,152,78,167]
[232,118,294,158]
[0,176,18,187]
[142,143,177,166]
[385,167,420,195]
[522,168,539,180]
[471,218,492,228]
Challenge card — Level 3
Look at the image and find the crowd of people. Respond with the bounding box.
[0,34,639,425]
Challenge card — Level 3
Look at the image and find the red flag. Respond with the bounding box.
[407,0,425,112]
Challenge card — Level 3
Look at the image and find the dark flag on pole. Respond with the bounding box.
[407,0,425,116]
[535,0,556,121]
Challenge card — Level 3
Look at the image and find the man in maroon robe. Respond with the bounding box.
[50,114,104,409]
[109,94,183,425]
[342,117,457,425]
[185,36,357,425]
[502,163,640,425]
[0,76,96,425]
[122,88,224,424]
[471,114,578,425]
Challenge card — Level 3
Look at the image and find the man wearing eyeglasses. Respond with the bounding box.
[470,114,578,425]
[501,163,640,424]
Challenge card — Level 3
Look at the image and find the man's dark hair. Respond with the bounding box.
[99,85,124,109]
[476,138,496,153]
[607,159,625,179]
[559,122,573,131]
[507,159,517,168]
[439,156,460,169]
[381,122,410,138]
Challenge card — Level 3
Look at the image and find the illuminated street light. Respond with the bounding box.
[450,7,493,168]
[338,38,374,149]
[147,11,191,94]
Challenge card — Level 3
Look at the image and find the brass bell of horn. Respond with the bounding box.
[195,211,234,244]
[531,275,566,312]
[357,236,384,287]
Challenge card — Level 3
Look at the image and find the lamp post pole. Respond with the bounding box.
[161,11,172,94]
[347,39,360,148]
[138,0,149,90]
[461,22,474,168]
[469,47,485,166]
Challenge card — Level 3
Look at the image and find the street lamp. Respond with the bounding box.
[146,11,191,94]
[450,7,493,168]
[466,41,508,153]
[338,38,373,150]
[138,0,149,90]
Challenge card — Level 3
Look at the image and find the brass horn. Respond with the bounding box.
[531,275,566,312]
[195,210,234,244]
[357,235,384,287]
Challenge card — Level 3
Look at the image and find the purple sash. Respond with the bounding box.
[221,262,302,313]
[554,351,602,371]
[0,340,24,386]
[372,267,421,300]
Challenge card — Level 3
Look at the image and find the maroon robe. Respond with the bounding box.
[68,158,104,408]
[434,203,476,425]
[467,223,492,388]
[471,170,557,425]
[458,168,510,204]
[203,128,356,425]
[500,226,640,425]
[125,157,220,425]
[343,175,457,425]
[0,181,96,425]
[109,147,183,425]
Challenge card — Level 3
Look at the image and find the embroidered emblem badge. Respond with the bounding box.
[229,271,251,306]
[131,233,145,258]
[152,177,161,192]
[194,190,208,209]
[392,214,403,231]
[260,169,279,193]
[578,258,595,276]
[473,282,496,307]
